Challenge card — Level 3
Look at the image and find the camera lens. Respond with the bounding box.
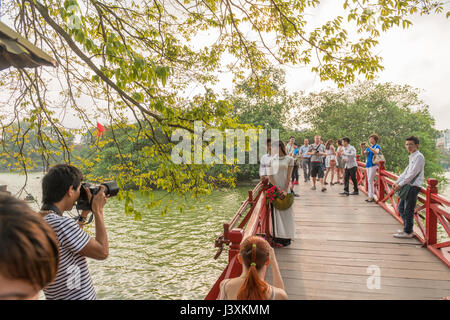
[101,181,119,197]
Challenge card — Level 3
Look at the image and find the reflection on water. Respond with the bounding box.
[0,172,250,300]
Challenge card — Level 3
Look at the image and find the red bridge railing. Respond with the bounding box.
[356,156,450,267]
[205,178,271,300]
[205,158,450,299]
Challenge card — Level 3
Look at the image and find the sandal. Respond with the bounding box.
[272,242,285,248]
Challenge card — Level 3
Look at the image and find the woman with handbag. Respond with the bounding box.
[361,134,381,203]
[324,140,337,185]
[267,140,296,247]
[392,136,425,239]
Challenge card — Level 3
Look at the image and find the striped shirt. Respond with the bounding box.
[43,213,96,300]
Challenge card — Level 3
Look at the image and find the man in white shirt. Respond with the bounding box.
[337,137,358,196]
[392,136,425,239]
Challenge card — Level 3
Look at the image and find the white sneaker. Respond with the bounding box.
[393,232,414,239]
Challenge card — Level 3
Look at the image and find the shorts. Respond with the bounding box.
[337,157,344,169]
[311,162,324,178]
[326,156,337,168]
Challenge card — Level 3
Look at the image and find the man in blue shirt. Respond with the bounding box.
[299,139,311,182]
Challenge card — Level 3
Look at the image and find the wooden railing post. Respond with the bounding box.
[0,185,11,195]
[262,177,271,239]
[228,228,243,264]
[262,176,269,190]
[248,190,253,205]
[377,160,386,202]
[426,178,438,246]
[223,223,230,241]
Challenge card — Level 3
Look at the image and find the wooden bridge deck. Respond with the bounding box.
[265,180,450,300]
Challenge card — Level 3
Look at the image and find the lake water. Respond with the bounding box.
[1,171,449,299]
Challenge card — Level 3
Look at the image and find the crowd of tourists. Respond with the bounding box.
[258,133,426,250]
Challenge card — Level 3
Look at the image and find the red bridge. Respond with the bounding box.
[206,158,450,300]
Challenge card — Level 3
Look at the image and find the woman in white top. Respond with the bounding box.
[336,139,345,185]
[324,139,337,185]
[267,140,295,247]
[218,235,288,300]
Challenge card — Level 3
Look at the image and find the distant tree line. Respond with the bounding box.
[1,68,445,190]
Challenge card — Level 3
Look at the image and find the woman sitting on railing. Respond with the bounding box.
[218,236,288,300]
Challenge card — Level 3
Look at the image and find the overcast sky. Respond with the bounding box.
[208,2,450,131]
[283,3,450,131]
[1,2,449,130]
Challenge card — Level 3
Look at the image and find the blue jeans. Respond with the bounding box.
[398,186,420,234]
[302,158,311,181]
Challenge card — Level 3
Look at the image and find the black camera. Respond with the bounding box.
[76,181,119,211]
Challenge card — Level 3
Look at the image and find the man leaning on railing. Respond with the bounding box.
[392,136,425,239]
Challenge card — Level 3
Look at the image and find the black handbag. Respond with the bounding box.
[396,173,420,200]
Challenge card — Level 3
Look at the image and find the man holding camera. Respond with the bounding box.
[307,135,327,192]
[40,164,109,300]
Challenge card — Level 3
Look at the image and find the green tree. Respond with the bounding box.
[298,81,444,184]
[224,67,304,180]
[0,121,74,172]
[1,0,448,214]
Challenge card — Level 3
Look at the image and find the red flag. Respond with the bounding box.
[96,122,105,137]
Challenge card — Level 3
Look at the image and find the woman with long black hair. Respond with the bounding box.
[268,140,296,247]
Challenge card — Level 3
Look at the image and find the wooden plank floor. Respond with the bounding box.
[265,180,450,300]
